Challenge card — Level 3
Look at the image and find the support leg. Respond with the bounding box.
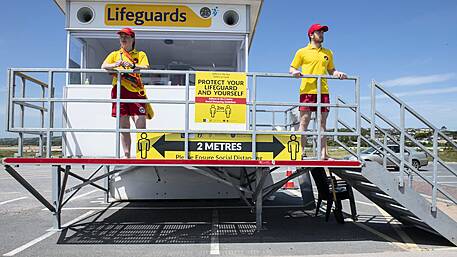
[239,168,247,198]
[348,187,357,221]
[57,165,70,211]
[315,198,322,217]
[255,168,264,231]
[52,165,62,230]
[104,165,110,203]
[325,200,333,222]
[334,199,345,224]
[4,165,55,212]
[298,169,316,210]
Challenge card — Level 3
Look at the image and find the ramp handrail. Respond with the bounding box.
[369,80,457,211]
[335,96,457,208]
[6,68,361,160]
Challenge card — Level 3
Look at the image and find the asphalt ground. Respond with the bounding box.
[414,162,457,186]
[392,163,457,202]
[1,164,456,257]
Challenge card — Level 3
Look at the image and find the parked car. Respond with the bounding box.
[345,145,428,170]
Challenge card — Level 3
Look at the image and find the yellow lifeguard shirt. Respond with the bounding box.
[290,43,335,95]
[103,49,149,93]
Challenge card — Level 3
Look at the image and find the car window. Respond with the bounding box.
[388,145,400,153]
[361,148,375,154]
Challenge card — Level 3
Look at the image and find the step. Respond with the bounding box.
[352,181,385,194]
[369,192,399,205]
[338,170,369,182]
[383,203,416,217]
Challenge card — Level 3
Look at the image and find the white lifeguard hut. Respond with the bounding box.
[57,0,266,199]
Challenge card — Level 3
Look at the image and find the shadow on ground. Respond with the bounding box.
[56,199,452,247]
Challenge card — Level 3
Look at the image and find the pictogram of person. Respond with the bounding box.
[137,132,151,159]
[225,105,232,118]
[287,135,300,160]
[210,105,217,118]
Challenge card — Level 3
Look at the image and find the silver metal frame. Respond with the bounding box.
[6,68,361,160]
[336,81,457,212]
[4,163,108,230]
[3,160,353,231]
[6,68,457,239]
[5,68,361,231]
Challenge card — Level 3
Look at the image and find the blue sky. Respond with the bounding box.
[1,0,457,137]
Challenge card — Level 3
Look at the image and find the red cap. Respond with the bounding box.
[117,27,135,37]
[308,24,328,36]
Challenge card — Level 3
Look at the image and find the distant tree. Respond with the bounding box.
[415,132,431,140]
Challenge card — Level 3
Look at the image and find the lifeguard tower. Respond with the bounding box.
[3,0,457,246]
[58,0,264,200]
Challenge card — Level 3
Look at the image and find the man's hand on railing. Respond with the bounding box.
[290,69,303,78]
[333,70,348,80]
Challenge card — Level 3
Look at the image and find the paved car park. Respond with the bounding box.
[1,164,456,257]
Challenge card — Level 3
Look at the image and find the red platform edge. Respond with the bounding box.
[2,157,362,168]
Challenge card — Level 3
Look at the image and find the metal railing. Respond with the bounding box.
[334,80,457,210]
[7,71,48,157]
[254,107,329,158]
[6,68,360,160]
[13,69,456,213]
[371,80,457,210]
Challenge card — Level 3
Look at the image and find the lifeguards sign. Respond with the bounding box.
[195,72,247,124]
[105,4,211,27]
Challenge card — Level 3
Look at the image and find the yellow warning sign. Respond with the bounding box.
[136,133,302,161]
[195,72,247,124]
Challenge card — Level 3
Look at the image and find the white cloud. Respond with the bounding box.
[380,73,456,87]
[361,86,457,101]
[358,94,457,130]
[392,86,457,98]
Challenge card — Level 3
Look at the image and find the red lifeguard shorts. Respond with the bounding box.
[299,94,330,112]
[111,86,147,117]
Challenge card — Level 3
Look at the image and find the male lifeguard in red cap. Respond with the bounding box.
[289,24,347,160]
[102,27,153,158]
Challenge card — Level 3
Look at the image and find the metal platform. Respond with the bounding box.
[2,157,362,231]
[2,158,362,168]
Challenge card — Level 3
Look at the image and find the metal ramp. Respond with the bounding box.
[331,80,457,245]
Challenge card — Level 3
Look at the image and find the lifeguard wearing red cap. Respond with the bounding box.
[117,27,135,37]
[307,24,328,36]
